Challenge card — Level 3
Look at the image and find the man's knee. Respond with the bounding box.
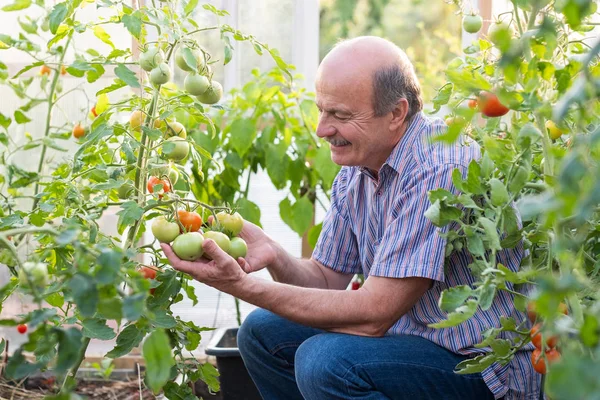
[237,308,276,356]
[295,334,345,396]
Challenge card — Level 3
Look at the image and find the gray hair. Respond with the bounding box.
[372,62,423,120]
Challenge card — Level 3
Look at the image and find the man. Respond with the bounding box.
[162,36,539,399]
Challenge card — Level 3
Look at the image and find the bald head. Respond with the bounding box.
[318,36,423,120]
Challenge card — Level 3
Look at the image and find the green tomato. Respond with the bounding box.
[152,216,180,243]
[165,121,187,138]
[213,211,244,236]
[203,231,231,257]
[140,47,165,72]
[487,20,514,45]
[118,182,135,199]
[149,63,171,85]
[184,74,210,96]
[18,262,48,287]
[172,232,204,261]
[197,81,223,105]
[228,237,247,259]
[41,19,50,32]
[168,166,179,185]
[175,47,205,72]
[162,137,190,161]
[462,14,483,34]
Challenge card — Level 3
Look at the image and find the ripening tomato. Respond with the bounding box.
[203,231,231,255]
[165,121,187,138]
[162,137,190,161]
[545,121,564,140]
[129,110,146,131]
[468,99,478,109]
[17,324,27,334]
[147,176,171,196]
[151,216,180,243]
[213,211,244,236]
[531,348,560,375]
[177,210,203,233]
[140,266,157,280]
[72,124,85,139]
[39,65,51,76]
[478,91,509,117]
[530,323,558,350]
[91,106,98,118]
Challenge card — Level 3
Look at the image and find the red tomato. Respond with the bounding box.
[140,266,157,280]
[531,348,560,375]
[478,91,509,117]
[530,323,558,350]
[72,124,85,139]
[17,324,27,334]
[177,210,203,232]
[147,176,171,196]
[351,281,360,290]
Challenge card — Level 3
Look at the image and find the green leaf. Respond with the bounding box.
[430,84,452,113]
[464,160,483,194]
[143,329,175,394]
[123,293,145,321]
[106,324,145,358]
[457,194,482,210]
[96,247,122,284]
[516,123,542,149]
[438,285,473,313]
[163,382,198,400]
[279,196,314,237]
[49,3,68,34]
[314,145,340,190]
[429,299,478,328]
[46,292,65,308]
[55,327,84,374]
[424,200,463,227]
[14,110,31,124]
[454,353,496,374]
[93,26,115,49]
[68,274,98,318]
[489,178,509,206]
[229,118,256,156]
[466,233,485,257]
[5,349,41,379]
[28,308,58,328]
[2,0,31,12]
[489,338,512,357]
[478,217,501,250]
[122,14,142,39]
[478,283,496,311]
[114,64,140,88]
[194,362,220,393]
[184,0,199,15]
[116,201,144,230]
[235,198,261,227]
[82,318,117,340]
[508,165,529,193]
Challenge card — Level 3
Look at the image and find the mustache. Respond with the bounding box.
[326,137,350,145]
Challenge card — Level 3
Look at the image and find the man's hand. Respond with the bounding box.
[210,216,280,274]
[161,239,246,291]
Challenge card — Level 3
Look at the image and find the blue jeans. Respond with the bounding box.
[237,309,495,400]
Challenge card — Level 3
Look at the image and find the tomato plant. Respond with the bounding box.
[0,0,304,397]
[431,0,600,397]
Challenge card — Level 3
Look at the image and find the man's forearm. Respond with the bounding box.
[222,274,383,336]
[266,243,330,289]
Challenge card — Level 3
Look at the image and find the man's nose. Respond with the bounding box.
[316,116,336,138]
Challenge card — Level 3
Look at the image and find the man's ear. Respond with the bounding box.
[389,99,409,131]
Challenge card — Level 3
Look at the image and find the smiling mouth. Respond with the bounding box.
[328,140,350,147]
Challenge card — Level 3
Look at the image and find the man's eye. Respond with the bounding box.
[335,114,350,120]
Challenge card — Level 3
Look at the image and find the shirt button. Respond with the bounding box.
[377,191,382,196]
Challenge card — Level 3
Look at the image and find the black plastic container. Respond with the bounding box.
[204,327,262,400]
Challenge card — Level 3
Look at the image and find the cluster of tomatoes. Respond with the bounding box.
[151,209,247,262]
[527,302,568,374]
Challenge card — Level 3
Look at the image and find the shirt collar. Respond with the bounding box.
[358,112,425,179]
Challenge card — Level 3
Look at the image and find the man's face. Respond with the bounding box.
[314,65,395,171]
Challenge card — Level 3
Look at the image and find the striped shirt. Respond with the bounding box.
[312,112,540,399]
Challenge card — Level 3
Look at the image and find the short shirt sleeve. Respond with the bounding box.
[369,163,466,282]
[311,168,361,274]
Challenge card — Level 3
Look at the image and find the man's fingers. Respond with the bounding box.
[237,257,250,273]
[160,243,200,275]
[202,239,229,263]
